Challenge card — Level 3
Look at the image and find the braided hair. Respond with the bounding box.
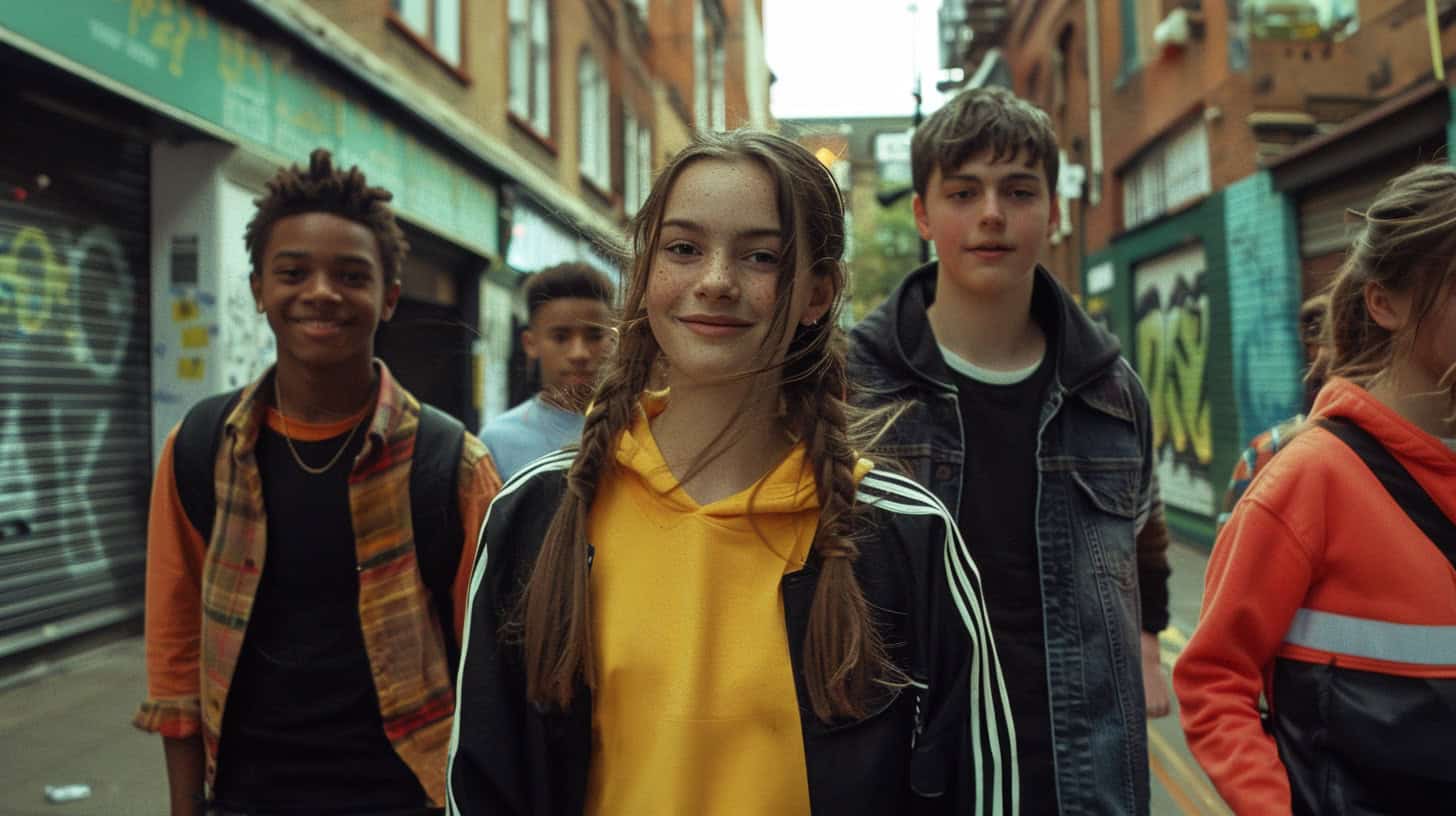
[517,130,898,721]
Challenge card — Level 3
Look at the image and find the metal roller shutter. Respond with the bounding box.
[0,97,152,659]
[1297,173,1388,259]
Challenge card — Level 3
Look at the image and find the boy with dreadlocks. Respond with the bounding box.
[134,149,500,815]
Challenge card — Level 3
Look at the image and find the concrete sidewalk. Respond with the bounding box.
[0,637,167,815]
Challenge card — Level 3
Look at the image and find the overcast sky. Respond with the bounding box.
[764,0,951,120]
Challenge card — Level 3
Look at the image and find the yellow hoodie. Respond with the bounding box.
[585,394,866,815]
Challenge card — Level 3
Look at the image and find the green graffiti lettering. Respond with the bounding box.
[1135,302,1168,448]
[1134,274,1213,468]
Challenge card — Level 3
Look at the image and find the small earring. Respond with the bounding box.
[255,303,264,313]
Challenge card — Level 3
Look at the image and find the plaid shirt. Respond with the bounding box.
[134,363,499,805]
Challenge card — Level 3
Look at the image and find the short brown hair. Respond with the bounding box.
[244,148,409,284]
[911,86,1060,198]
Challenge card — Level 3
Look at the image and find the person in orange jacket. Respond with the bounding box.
[1214,294,1330,537]
[1173,163,1456,814]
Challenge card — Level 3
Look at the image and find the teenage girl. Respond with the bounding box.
[1174,163,1456,814]
[446,130,1018,815]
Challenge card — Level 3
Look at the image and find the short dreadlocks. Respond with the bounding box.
[244,148,409,283]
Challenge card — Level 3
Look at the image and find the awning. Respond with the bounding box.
[1268,81,1450,194]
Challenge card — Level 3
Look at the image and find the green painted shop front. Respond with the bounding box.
[1083,194,1239,547]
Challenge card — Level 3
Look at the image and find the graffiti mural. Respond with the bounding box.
[220,180,275,389]
[220,273,274,389]
[0,207,151,658]
[1134,246,1216,516]
[1225,173,1304,446]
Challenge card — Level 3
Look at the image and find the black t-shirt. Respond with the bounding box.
[941,322,1059,815]
[213,419,431,814]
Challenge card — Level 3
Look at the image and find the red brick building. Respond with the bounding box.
[937,0,1456,541]
[0,0,771,661]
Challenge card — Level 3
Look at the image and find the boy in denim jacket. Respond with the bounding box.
[849,87,1162,815]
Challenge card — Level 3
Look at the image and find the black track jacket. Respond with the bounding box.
[445,449,1020,815]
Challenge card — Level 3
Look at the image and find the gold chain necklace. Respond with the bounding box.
[273,375,367,476]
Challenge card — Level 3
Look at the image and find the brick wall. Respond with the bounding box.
[1250,0,1456,113]
[1006,0,1093,291]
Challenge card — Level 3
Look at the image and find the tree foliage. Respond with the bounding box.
[846,194,923,322]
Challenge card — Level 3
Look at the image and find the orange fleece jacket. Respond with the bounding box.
[1173,377,1456,815]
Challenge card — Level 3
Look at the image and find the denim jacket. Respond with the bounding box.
[848,263,1155,815]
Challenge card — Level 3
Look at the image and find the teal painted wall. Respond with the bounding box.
[1449,88,1456,164]
[1,1,500,257]
[1224,172,1304,446]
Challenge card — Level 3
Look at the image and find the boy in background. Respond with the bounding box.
[481,263,614,481]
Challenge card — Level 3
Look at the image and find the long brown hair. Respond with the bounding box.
[1325,163,1456,405]
[516,130,895,721]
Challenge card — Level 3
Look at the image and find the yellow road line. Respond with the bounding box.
[1160,623,1192,671]
[1161,624,1190,650]
[1148,724,1231,815]
[1153,622,1230,814]
[1150,748,1204,816]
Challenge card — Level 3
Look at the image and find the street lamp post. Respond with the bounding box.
[875,2,932,264]
[909,3,928,262]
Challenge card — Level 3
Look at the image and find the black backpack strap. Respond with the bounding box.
[410,403,466,675]
[1318,417,1456,568]
[172,389,243,542]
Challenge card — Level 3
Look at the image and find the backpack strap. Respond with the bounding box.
[172,389,243,541]
[173,389,467,676]
[1318,417,1456,568]
[410,403,467,675]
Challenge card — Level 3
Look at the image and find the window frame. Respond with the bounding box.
[1121,118,1211,231]
[623,111,653,216]
[694,1,708,131]
[387,0,470,83]
[693,1,727,133]
[577,49,612,195]
[710,43,726,132]
[508,0,555,146]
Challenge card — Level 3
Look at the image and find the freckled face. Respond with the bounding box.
[645,159,831,387]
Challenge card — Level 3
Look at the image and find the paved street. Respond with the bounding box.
[1148,541,1233,816]
[0,540,1226,816]
[0,636,166,815]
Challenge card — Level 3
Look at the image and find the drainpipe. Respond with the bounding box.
[1429,0,1447,82]
[1085,0,1105,207]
